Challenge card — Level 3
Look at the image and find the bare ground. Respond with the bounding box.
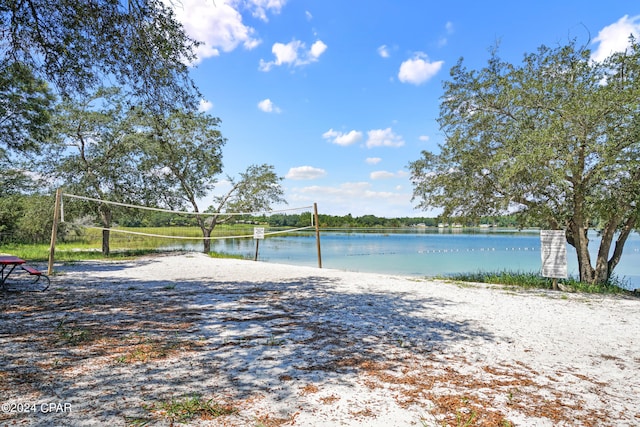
[1,252,639,426]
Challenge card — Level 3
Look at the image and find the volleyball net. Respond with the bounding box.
[54,192,317,255]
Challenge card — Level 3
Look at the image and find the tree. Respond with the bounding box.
[0,61,56,193]
[408,39,640,286]
[203,164,286,252]
[1,0,200,244]
[48,87,154,255]
[0,61,55,155]
[1,0,199,110]
[141,111,286,253]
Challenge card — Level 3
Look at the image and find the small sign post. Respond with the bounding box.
[540,230,567,290]
[253,227,265,261]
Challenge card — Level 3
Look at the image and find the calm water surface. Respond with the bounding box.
[205,229,640,290]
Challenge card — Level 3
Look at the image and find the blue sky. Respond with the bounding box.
[169,0,640,217]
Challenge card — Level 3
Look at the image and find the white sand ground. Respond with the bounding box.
[1,252,639,426]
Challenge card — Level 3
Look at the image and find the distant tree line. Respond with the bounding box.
[313,213,528,228]
[112,210,531,230]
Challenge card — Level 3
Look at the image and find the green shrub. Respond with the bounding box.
[447,270,631,294]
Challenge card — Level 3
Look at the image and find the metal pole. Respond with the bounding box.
[48,189,62,275]
[314,203,322,268]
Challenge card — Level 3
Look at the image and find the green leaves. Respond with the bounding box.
[3,0,199,110]
[51,88,146,202]
[0,61,55,156]
[221,164,286,214]
[409,38,640,283]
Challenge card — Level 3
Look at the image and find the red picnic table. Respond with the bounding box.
[0,255,50,292]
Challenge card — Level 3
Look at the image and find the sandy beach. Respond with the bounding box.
[1,252,639,426]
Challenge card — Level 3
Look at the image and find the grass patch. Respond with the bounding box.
[0,242,164,262]
[115,337,193,364]
[265,333,286,346]
[145,394,237,423]
[123,416,153,427]
[208,251,248,260]
[55,318,94,346]
[446,270,633,295]
[1,243,249,264]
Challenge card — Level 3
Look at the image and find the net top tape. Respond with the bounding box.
[62,193,313,216]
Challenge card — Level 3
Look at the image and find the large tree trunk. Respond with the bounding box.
[102,229,110,256]
[593,216,636,285]
[576,241,595,284]
[200,215,218,254]
[593,219,618,285]
[202,228,211,254]
[569,214,635,286]
[566,180,603,284]
[99,205,112,256]
[195,213,217,254]
[608,217,635,275]
[567,217,595,284]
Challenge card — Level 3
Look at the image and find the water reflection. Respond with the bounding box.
[162,229,640,289]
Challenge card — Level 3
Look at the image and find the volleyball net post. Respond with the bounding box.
[48,188,62,275]
[314,202,322,268]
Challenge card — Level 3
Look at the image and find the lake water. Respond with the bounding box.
[205,228,640,290]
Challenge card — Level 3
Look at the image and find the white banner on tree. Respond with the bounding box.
[540,230,568,279]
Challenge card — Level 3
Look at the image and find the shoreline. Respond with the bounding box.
[1,252,639,426]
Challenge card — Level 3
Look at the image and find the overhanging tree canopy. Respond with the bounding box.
[0,61,56,194]
[0,61,55,155]
[1,0,202,197]
[409,38,640,286]
[1,0,199,110]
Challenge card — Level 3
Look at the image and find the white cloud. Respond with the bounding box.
[167,0,268,63]
[445,21,454,34]
[246,0,287,22]
[365,157,382,165]
[377,45,390,58]
[398,53,444,85]
[287,182,415,216]
[259,39,328,71]
[370,170,409,180]
[322,129,363,146]
[437,22,455,47]
[370,171,396,180]
[419,135,430,142]
[298,182,373,197]
[305,10,313,21]
[273,40,302,64]
[198,99,214,112]
[592,15,640,62]
[257,98,281,113]
[366,128,405,148]
[310,40,328,59]
[286,166,327,180]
